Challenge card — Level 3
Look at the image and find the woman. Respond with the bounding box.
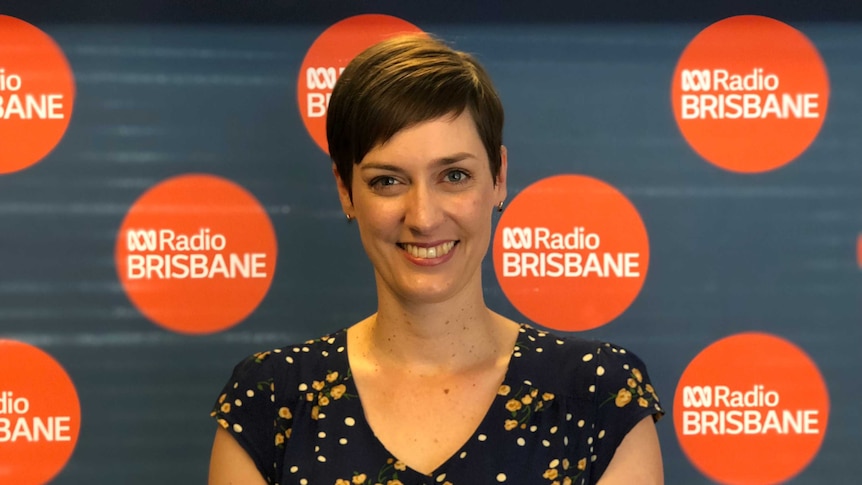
[209,34,663,485]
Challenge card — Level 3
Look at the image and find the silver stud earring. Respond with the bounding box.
[497,201,504,212]
[345,213,354,223]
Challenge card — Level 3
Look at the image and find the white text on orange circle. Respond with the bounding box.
[124,228,268,280]
[679,68,820,120]
[306,66,345,117]
[0,391,72,442]
[0,68,66,120]
[681,385,821,436]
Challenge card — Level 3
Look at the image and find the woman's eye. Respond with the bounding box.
[445,170,469,183]
[370,176,398,188]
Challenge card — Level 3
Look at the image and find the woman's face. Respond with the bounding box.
[335,110,507,305]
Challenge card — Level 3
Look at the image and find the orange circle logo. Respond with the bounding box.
[493,175,649,331]
[0,340,81,485]
[672,15,829,172]
[0,15,75,175]
[674,332,830,484]
[297,14,423,153]
[115,174,277,334]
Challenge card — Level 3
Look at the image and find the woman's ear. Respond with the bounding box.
[495,145,508,206]
[332,163,354,217]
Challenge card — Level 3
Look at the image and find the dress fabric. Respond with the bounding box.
[211,324,663,485]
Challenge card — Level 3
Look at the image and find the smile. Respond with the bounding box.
[399,241,457,259]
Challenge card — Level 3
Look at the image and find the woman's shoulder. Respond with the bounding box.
[512,324,658,401]
[225,328,350,391]
[514,323,623,367]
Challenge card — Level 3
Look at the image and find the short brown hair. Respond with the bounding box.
[326,34,504,197]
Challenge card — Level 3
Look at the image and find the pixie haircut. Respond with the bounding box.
[326,34,504,197]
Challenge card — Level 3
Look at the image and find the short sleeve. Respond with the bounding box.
[210,350,289,484]
[590,342,664,481]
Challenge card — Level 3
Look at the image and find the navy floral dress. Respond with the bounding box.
[211,324,663,485]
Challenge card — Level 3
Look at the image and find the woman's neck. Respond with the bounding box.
[351,283,518,375]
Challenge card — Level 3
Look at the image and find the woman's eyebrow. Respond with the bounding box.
[360,153,476,173]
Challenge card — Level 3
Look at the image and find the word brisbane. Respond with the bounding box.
[0,69,65,120]
[502,252,640,278]
[0,392,72,443]
[680,93,820,120]
[127,253,268,280]
[681,409,820,436]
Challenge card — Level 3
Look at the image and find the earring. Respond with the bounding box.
[497,201,504,212]
[345,213,354,223]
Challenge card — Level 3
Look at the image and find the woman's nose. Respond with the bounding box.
[404,184,444,233]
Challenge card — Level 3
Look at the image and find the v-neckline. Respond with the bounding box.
[339,323,526,477]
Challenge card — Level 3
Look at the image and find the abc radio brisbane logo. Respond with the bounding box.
[0,15,75,174]
[0,340,81,485]
[493,175,649,331]
[298,14,423,153]
[499,226,639,278]
[672,15,829,173]
[116,174,277,334]
[674,333,829,484]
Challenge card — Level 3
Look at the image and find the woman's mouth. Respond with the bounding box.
[398,241,457,259]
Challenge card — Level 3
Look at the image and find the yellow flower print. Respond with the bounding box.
[279,407,292,419]
[577,458,587,471]
[521,394,533,405]
[313,380,326,391]
[275,433,285,446]
[551,481,561,485]
[319,395,331,407]
[326,371,339,383]
[615,388,633,407]
[335,479,350,485]
[270,382,275,392]
[638,397,649,407]
[506,399,523,412]
[505,419,519,431]
[498,385,511,396]
[387,481,403,485]
[218,393,227,404]
[543,468,559,479]
[306,392,315,401]
[542,392,554,401]
[311,406,320,420]
[331,384,347,400]
[217,418,228,429]
[627,378,637,388]
[563,478,572,485]
[393,461,407,471]
[530,389,539,398]
[286,428,293,438]
[645,383,655,393]
[220,403,231,413]
[632,368,643,383]
[562,458,570,470]
[353,474,367,484]
[638,386,644,396]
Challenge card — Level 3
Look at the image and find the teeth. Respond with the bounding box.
[403,241,455,259]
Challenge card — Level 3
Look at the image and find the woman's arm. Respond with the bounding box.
[597,416,664,484]
[208,426,268,485]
